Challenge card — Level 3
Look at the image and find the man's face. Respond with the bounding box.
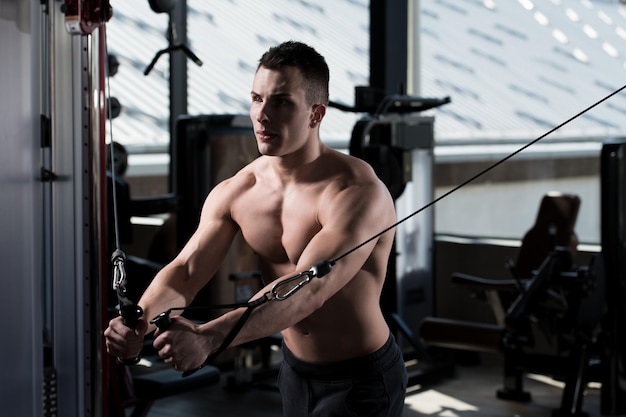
[250,66,319,157]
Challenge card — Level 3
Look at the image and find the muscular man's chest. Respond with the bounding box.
[232,188,321,264]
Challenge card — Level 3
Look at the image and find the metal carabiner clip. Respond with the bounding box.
[113,261,126,293]
[271,270,315,301]
[111,249,143,330]
[270,260,335,301]
[111,249,127,292]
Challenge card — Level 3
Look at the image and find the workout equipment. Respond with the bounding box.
[350,114,436,352]
[150,260,334,377]
[173,115,261,318]
[420,169,626,417]
[599,138,626,415]
[346,93,453,383]
[143,1,202,76]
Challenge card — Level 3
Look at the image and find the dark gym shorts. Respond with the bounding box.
[278,333,408,417]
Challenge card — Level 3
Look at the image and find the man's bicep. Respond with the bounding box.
[305,183,394,268]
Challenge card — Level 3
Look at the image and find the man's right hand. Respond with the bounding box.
[104,315,148,361]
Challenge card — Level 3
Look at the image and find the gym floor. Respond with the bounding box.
[129,352,603,417]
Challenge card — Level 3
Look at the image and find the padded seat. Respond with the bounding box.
[420,317,504,354]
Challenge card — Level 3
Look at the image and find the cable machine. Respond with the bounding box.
[35,1,111,416]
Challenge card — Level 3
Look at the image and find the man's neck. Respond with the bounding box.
[269,139,325,184]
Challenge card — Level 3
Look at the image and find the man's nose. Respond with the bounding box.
[254,104,269,124]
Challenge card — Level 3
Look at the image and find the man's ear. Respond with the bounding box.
[310,104,327,128]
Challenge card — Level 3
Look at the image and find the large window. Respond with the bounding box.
[106,0,369,156]
[107,0,626,245]
[419,0,626,244]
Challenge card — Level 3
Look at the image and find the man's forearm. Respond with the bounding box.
[138,264,194,332]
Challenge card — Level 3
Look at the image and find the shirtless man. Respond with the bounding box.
[104,40,408,416]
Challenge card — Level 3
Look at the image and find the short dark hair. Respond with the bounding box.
[257,40,330,106]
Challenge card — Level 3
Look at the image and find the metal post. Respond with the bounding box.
[169,0,188,143]
[370,0,408,95]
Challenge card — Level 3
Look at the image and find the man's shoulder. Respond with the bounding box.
[316,151,392,211]
[322,150,387,195]
[321,147,376,178]
[223,169,255,190]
